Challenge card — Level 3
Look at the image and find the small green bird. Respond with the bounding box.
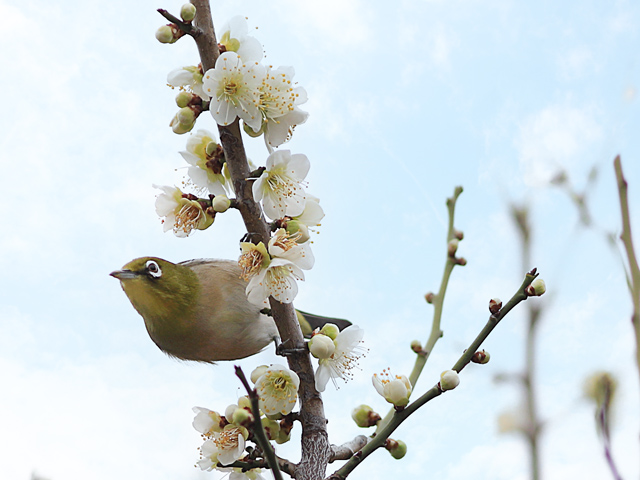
[110,257,349,362]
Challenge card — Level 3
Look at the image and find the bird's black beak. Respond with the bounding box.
[110,269,139,280]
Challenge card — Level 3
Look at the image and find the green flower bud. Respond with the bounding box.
[525,278,546,296]
[175,90,193,108]
[351,404,381,428]
[584,371,617,407]
[224,404,238,423]
[319,323,340,340]
[285,220,311,243]
[177,106,195,125]
[261,417,281,440]
[275,428,291,444]
[237,396,252,410]
[231,407,253,426]
[180,3,196,22]
[386,439,407,460]
[308,333,335,359]
[212,194,231,213]
[155,25,175,44]
[439,370,460,391]
[205,140,220,157]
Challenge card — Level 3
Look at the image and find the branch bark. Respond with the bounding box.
[188,2,329,478]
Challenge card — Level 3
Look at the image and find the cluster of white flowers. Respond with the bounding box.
[192,364,300,474]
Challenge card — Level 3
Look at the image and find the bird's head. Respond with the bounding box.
[110,257,200,328]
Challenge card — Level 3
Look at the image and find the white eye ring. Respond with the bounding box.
[145,260,162,278]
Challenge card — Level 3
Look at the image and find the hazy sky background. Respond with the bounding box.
[1,0,639,479]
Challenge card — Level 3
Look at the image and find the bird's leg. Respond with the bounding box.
[274,336,307,356]
[241,232,262,244]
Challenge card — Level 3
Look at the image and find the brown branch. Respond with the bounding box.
[329,436,369,462]
[189,2,329,478]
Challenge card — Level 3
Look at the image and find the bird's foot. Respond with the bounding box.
[274,337,307,356]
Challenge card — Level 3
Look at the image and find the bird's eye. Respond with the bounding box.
[145,260,162,278]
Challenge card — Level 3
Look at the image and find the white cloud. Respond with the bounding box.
[515,105,603,186]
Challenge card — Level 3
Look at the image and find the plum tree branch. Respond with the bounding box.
[328,268,540,480]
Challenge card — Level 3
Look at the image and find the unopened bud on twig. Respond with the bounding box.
[351,404,381,428]
[424,292,435,304]
[439,370,460,391]
[212,194,231,213]
[471,349,490,364]
[155,25,175,43]
[453,229,464,240]
[489,298,502,315]
[410,340,423,354]
[385,439,407,459]
[456,257,467,266]
[525,278,546,297]
[180,3,196,22]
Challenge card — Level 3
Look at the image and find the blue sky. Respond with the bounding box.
[1,0,639,479]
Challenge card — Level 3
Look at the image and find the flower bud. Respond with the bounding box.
[177,106,195,125]
[275,428,291,444]
[250,365,269,384]
[372,371,412,408]
[453,229,464,240]
[285,219,311,243]
[231,407,253,427]
[155,25,175,44]
[410,340,422,354]
[489,298,502,315]
[471,349,490,364]
[319,323,340,340]
[170,110,195,134]
[386,439,407,460]
[180,3,196,22]
[237,396,252,410]
[584,371,617,407]
[224,404,238,423]
[525,278,546,296]
[175,90,193,108]
[424,292,435,303]
[456,257,467,266]
[308,333,335,359]
[351,404,381,428]
[447,238,459,257]
[439,370,460,391]
[212,194,231,213]
[261,417,280,440]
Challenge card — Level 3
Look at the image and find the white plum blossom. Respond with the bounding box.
[254,364,300,415]
[315,325,366,392]
[153,184,214,237]
[252,150,310,220]
[252,65,309,147]
[192,406,223,435]
[179,129,231,195]
[372,369,412,407]
[285,194,325,242]
[203,51,265,131]
[219,15,263,63]
[246,258,304,305]
[167,65,208,100]
[197,426,246,469]
[230,470,267,480]
[268,228,314,270]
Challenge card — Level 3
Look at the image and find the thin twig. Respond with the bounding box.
[235,366,285,480]
[377,186,463,432]
[328,269,539,480]
[613,156,640,387]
